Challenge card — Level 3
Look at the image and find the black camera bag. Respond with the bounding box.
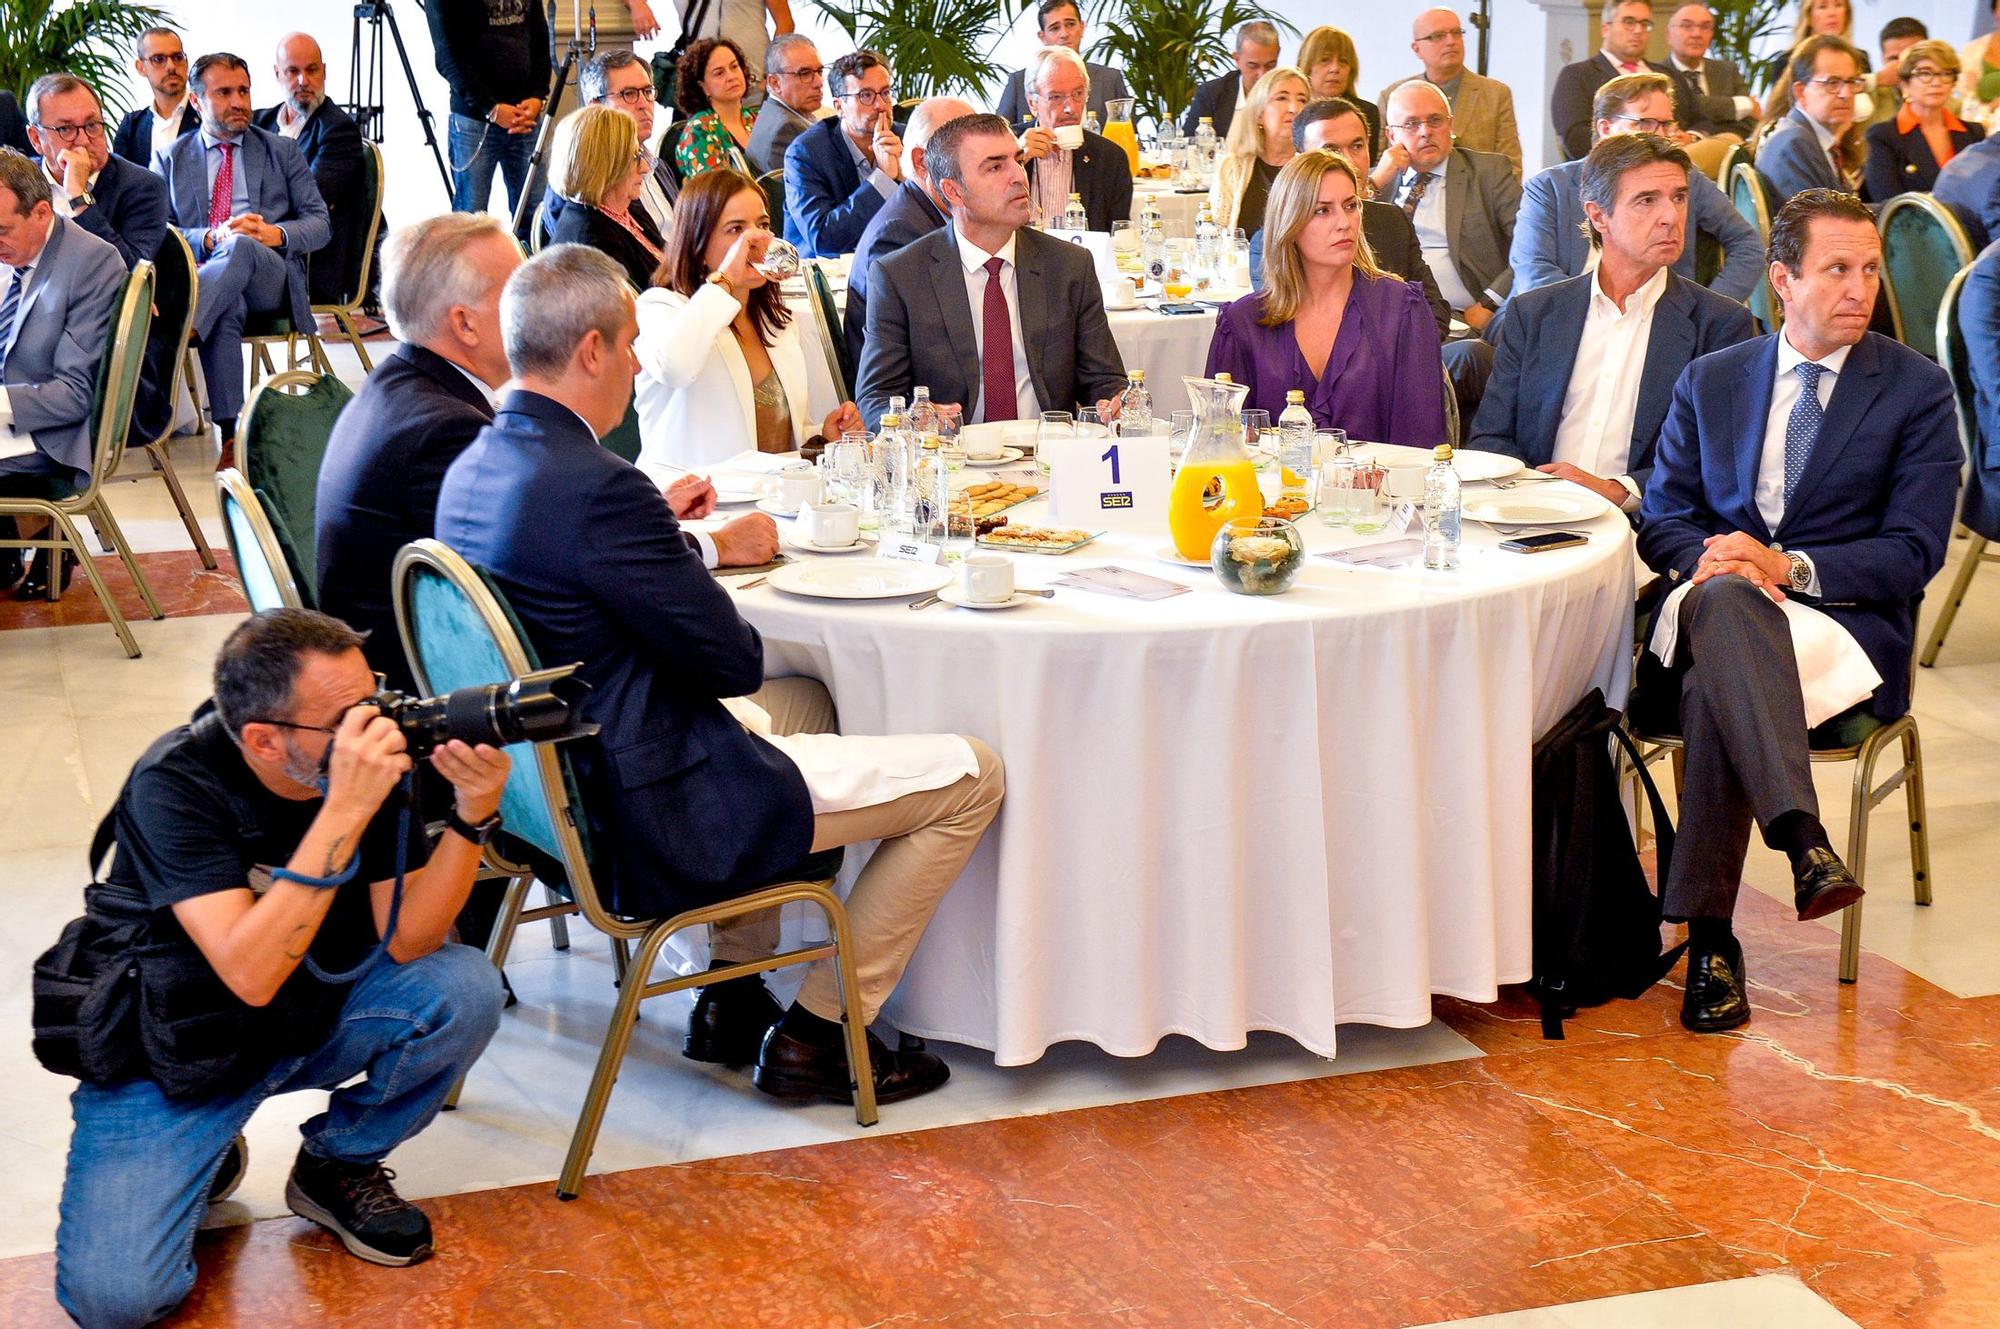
[30,812,147,1084]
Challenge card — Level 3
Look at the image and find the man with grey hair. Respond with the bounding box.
[437,244,1003,1106]
[1182,20,1281,137]
[25,73,168,270]
[994,0,1132,126]
[746,33,830,174]
[844,96,973,364]
[1017,45,1132,231]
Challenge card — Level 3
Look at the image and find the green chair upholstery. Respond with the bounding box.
[599,401,643,465]
[239,369,354,601]
[1878,194,1975,360]
[1729,162,1779,333]
[805,260,851,402]
[214,467,305,611]
[1919,264,1999,666]
[391,538,881,1198]
[756,168,786,233]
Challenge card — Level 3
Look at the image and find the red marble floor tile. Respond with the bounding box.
[1806,1240,2000,1328]
[0,550,245,631]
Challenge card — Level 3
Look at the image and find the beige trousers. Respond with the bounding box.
[708,677,1004,1025]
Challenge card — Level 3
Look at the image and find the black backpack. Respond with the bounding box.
[1528,688,1687,1038]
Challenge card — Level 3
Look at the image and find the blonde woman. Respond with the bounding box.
[1203,150,1444,443]
[548,105,663,290]
[1298,27,1378,145]
[1209,65,1309,233]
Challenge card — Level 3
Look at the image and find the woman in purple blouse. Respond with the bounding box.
[1203,150,1447,446]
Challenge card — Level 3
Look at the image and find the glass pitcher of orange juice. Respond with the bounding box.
[1103,97,1140,175]
[1168,375,1262,560]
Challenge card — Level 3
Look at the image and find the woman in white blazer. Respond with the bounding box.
[634,168,861,486]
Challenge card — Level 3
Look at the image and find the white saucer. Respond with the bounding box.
[784,534,875,555]
[757,498,805,518]
[1153,545,1213,568]
[961,447,1026,467]
[938,586,1033,610]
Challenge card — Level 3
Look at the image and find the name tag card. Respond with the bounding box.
[882,539,945,564]
[1046,434,1171,531]
[1389,500,1423,535]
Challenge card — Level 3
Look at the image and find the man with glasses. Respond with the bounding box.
[844,96,973,365]
[1760,35,1869,202]
[995,0,1133,127]
[1181,21,1281,139]
[1378,8,1523,178]
[746,34,830,175]
[544,50,677,236]
[52,608,511,1326]
[1664,4,1758,140]
[24,74,167,271]
[783,49,902,256]
[252,34,370,314]
[112,27,199,169]
[1513,73,1762,302]
[1017,46,1131,231]
[1552,0,1684,159]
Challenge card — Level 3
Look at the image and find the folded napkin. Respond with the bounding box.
[721,696,979,814]
[1648,580,1882,726]
[715,450,802,474]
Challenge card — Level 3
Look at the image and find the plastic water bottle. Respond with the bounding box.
[909,385,938,438]
[1061,192,1089,233]
[1194,201,1219,269]
[1118,369,1152,437]
[1277,390,1315,501]
[876,413,916,535]
[1423,443,1462,571]
[1194,116,1217,173]
[1082,110,1101,135]
[1139,199,1166,284]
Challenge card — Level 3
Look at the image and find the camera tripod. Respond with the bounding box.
[349,0,454,201]
[1471,0,1493,75]
[510,0,598,240]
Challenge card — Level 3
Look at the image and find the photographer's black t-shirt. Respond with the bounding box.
[107,703,428,1066]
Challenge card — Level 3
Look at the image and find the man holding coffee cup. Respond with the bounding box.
[1017,46,1132,231]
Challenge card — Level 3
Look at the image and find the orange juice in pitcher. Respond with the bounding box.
[1167,374,1260,560]
[1103,98,1140,175]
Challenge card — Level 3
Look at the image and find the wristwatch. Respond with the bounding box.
[68,191,92,211]
[445,806,503,847]
[1784,550,1812,594]
[706,269,737,299]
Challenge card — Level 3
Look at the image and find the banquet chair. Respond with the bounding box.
[1729,162,1781,333]
[599,401,643,464]
[0,263,161,658]
[238,369,354,604]
[1877,193,1974,360]
[1710,139,1746,188]
[214,467,306,612]
[1441,361,1460,447]
[805,260,852,401]
[310,143,386,373]
[391,538,877,1199]
[756,168,786,232]
[245,305,333,387]
[530,199,553,254]
[1627,627,1932,985]
[117,229,215,568]
[1919,265,1999,666]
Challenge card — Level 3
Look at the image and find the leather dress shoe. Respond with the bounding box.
[15,549,76,600]
[683,977,782,1067]
[753,1025,950,1105]
[1794,846,1864,921]
[1681,942,1750,1033]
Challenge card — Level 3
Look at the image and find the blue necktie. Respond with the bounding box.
[0,267,29,377]
[1783,361,1825,509]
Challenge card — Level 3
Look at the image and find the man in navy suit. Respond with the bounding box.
[111,26,199,168]
[1549,0,1684,159]
[1758,36,1868,203]
[157,52,328,454]
[1512,73,1762,303]
[784,50,904,256]
[1635,190,1961,1033]
[1473,135,1755,507]
[436,244,1003,1104]
[843,97,968,367]
[1180,21,1281,138]
[1961,241,2000,545]
[1933,138,2000,250]
[25,75,168,270]
[253,34,369,309]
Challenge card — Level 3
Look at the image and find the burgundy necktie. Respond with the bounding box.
[208,142,235,228]
[980,255,1018,423]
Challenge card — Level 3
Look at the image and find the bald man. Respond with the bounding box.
[1378,8,1523,177]
[844,96,973,366]
[254,32,370,309]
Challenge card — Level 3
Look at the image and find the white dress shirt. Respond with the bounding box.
[637,153,676,235]
[1551,264,1667,512]
[954,227,1038,424]
[1800,109,1842,179]
[1396,167,1479,313]
[275,101,309,139]
[1756,333,1845,595]
[151,97,190,166]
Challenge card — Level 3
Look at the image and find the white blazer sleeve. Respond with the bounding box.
[633,283,741,392]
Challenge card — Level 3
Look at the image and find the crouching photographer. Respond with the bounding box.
[43,609,512,1329]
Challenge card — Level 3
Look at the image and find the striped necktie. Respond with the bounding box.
[0,267,30,376]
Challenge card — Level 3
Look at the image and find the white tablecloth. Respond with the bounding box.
[732,493,1637,1064]
[1133,178,1213,238]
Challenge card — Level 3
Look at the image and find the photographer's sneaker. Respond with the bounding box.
[207,1134,248,1204]
[284,1149,434,1267]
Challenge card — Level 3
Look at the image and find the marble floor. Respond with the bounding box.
[2,367,1999,1324]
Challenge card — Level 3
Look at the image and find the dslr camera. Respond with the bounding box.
[360,664,599,759]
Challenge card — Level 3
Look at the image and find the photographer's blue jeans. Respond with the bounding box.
[449,112,535,216]
[53,944,503,1329]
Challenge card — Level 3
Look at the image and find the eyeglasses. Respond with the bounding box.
[1802,76,1867,94]
[33,119,108,143]
[1904,67,1957,85]
[1606,113,1678,133]
[1391,114,1450,133]
[1037,90,1088,107]
[603,86,654,107]
[140,52,187,68]
[836,86,896,106]
[776,65,825,80]
[1415,27,1465,42]
[253,675,387,734]
[1611,16,1655,29]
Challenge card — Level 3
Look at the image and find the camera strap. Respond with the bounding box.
[278,772,416,987]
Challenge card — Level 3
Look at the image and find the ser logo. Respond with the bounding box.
[1100,491,1134,509]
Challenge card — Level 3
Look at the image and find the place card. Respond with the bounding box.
[882,540,945,564]
[1319,539,1425,569]
[1045,434,1170,531]
[1052,565,1190,600]
[1388,500,1424,535]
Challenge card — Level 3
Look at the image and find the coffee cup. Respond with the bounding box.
[1381,461,1429,500]
[776,463,819,512]
[798,501,860,548]
[961,554,1014,603]
[1053,124,1085,151]
[962,427,1004,460]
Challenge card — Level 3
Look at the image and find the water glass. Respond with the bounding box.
[1075,405,1109,440]
[1348,461,1389,533]
[1161,240,1194,300]
[1037,409,1073,488]
[1167,409,1196,468]
[822,435,877,513]
[1241,410,1272,456]
[1110,219,1140,271]
[752,236,802,281]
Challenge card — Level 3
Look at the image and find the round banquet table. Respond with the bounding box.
[727,483,1637,1066]
[1132,177,1213,238]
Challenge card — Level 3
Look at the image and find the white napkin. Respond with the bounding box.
[0,428,35,461]
[716,450,801,474]
[1648,581,1882,726]
[720,695,980,815]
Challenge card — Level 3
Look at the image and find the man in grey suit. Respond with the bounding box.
[746,34,829,176]
[155,52,328,456]
[1758,36,1866,204]
[994,0,1131,127]
[0,150,126,596]
[854,113,1126,430]
[1377,9,1523,178]
[1664,4,1759,139]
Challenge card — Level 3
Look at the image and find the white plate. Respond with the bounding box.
[709,477,768,504]
[1461,487,1611,526]
[1354,443,1524,483]
[1153,544,1213,568]
[938,586,1035,610]
[783,533,876,555]
[766,557,953,600]
[756,498,805,518]
[961,447,1026,467]
[959,421,1043,457]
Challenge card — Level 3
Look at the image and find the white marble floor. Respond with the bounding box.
[1409,1273,1862,1328]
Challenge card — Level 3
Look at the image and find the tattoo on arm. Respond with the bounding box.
[284,923,312,961]
[321,835,346,879]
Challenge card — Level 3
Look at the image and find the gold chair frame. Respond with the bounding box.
[1728,161,1781,333]
[213,466,305,612]
[1919,262,1999,666]
[310,143,388,373]
[804,259,849,403]
[1877,192,1975,354]
[117,230,214,568]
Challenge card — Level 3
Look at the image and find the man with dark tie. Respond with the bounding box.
[111,27,200,168]
[1551,0,1682,159]
[1663,4,1759,140]
[854,114,1126,430]
[1633,190,1961,1032]
[156,53,328,463]
[1758,36,1868,201]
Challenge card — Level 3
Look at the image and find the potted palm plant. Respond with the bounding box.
[1088,0,1290,131]
[812,0,1024,101]
[1705,0,1791,93]
[0,0,173,113]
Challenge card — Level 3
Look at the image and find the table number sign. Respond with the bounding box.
[1046,434,1170,531]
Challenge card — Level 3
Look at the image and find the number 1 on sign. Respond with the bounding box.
[1101,444,1121,485]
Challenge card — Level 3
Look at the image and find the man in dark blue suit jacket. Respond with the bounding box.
[783,51,902,256]
[112,27,199,167]
[253,34,368,307]
[1757,37,1869,204]
[25,76,168,270]
[1959,240,2000,543]
[435,244,1001,1104]
[1933,137,2000,251]
[1634,191,1960,1034]
[1473,136,1756,505]
[842,98,966,367]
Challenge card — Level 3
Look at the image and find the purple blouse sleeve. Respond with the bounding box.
[1202,297,1258,387]
[1387,282,1448,447]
